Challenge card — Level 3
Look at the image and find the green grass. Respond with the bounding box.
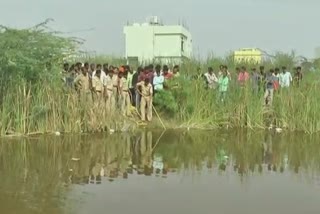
[1,58,319,135]
[1,23,320,134]
[151,64,320,133]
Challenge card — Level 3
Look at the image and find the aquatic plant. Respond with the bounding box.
[0,22,319,134]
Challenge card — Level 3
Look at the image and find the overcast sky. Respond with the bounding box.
[1,0,319,58]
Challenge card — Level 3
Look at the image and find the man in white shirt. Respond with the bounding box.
[204,67,218,89]
[153,67,165,91]
[279,66,293,88]
[92,64,107,83]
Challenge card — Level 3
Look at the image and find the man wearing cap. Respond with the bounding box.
[136,78,153,122]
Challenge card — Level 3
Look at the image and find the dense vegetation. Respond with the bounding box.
[0,22,133,135]
[154,68,320,133]
[1,23,320,135]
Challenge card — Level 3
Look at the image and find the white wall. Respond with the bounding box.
[124,24,192,63]
[154,34,181,57]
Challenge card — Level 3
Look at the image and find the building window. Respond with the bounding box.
[181,37,184,52]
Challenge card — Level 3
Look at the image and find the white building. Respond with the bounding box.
[124,17,193,64]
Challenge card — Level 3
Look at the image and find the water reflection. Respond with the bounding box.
[67,131,166,185]
[0,130,320,213]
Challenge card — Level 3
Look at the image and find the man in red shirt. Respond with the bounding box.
[146,65,154,84]
[138,67,148,82]
[163,65,173,80]
[237,66,250,86]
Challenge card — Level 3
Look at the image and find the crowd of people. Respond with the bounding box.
[62,62,304,122]
[203,65,303,105]
[62,62,181,122]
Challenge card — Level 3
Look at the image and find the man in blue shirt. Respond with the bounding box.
[264,69,277,106]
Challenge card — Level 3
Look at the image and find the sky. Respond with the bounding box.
[1,0,320,58]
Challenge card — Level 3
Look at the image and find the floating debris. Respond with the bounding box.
[55,131,61,136]
[275,128,283,133]
[71,158,80,161]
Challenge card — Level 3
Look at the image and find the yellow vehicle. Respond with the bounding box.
[234,48,262,64]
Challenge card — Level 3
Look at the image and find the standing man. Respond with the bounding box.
[153,67,165,92]
[74,62,82,75]
[126,66,135,105]
[119,72,131,116]
[132,67,142,107]
[251,68,259,94]
[104,70,115,112]
[294,66,303,86]
[147,66,154,89]
[92,70,104,106]
[218,65,225,77]
[162,65,173,80]
[84,62,90,72]
[90,63,96,74]
[259,66,266,92]
[237,66,250,86]
[264,69,277,106]
[218,70,229,102]
[136,78,153,122]
[74,67,92,104]
[172,65,180,77]
[103,63,109,73]
[138,67,148,82]
[279,66,293,88]
[224,65,231,80]
[62,63,69,83]
[93,64,107,82]
[204,67,218,89]
[112,67,120,107]
[274,68,280,91]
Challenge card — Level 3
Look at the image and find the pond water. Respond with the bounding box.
[0,130,320,214]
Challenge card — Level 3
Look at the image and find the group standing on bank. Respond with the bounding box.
[62,63,181,122]
[62,62,304,122]
[203,65,303,105]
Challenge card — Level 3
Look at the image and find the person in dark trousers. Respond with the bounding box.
[259,66,266,92]
[126,66,135,105]
[294,66,303,86]
[132,67,142,107]
[264,69,277,106]
[251,68,259,94]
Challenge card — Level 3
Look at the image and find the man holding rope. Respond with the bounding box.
[136,78,153,122]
